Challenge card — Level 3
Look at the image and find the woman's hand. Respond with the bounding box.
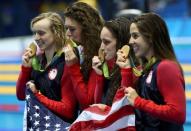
[63,44,78,66]
[90,103,107,111]
[116,49,131,69]
[92,56,103,75]
[26,81,39,94]
[22,48,33,67]
[124,87,139,106]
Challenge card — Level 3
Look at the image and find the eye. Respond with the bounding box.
[33,31,45,36]
[65,26,76,33]
[69,28,75,32]
[37,31,45,36]
[102,39,111,46]
[131,33,139,39]
[65,27,69,30]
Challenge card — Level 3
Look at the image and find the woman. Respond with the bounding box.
[63,2,104,110]
[68,17,138,130]
[16,12,77,123]
[117,13,186,130]
[93,17,130,106]
[91,17,138,108]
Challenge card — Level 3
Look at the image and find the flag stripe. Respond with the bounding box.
[69,87,135,131]
[24,89,71,130]
[96,115,135,131]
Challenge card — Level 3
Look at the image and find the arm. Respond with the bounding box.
[94,72,104,104]
[134,60,186,124]
[16,46,34,100]
[116,49,136,88]
[35,66,77,120]
[67,64,104,109]
[16,66,32,100]
[120,68,133,87]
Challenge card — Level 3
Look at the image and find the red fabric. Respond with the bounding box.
[134,60,186,124]
[69,87,135,131]
[94,74,104,103]
[70,106,134,130]
[16,65,77,120]
[16,66,32,100]
[106,58,116,71]
[120,68,133,87]
[67,64,104,109]
[94,58,116,103]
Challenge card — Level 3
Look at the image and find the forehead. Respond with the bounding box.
[65,17,80,27]
[101,27,114,38]
[130,23,139,32]
[32,18,51,30]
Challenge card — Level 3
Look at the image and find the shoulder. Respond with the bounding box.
[157,59,182,77]
[158,60,180,70]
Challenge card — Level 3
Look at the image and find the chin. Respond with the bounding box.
[135,53,141,58]
[38,47,45,52]
[105,57,112,61]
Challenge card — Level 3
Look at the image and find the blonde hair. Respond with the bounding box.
[31,12,65,50]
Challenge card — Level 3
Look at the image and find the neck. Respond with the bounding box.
[145,47,154,61]
[143,56,157,73]
[44,46,56,64]
[107,57,116,71]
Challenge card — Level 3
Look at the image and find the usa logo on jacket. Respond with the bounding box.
[48,68,57,80]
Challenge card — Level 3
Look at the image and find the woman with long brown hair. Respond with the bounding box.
[63,2,104,110]
[117,13,186,130]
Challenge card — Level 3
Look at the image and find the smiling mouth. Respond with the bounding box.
[36,41,44,47]
[133,46,138,53]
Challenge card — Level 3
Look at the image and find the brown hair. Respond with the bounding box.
[131,12,184,77]
[131,13,177,64]
[64,2,104,82]
[103,17,136,105]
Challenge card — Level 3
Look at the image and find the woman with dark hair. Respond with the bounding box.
[117,13,186,130]
[90,17,138,109]
[63,2,104,109]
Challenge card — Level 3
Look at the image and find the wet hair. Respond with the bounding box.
[103,17,137,105]
[31,12,65,50]
[131,12,177,64]
[131,13,184,80]
[64,2,104,82]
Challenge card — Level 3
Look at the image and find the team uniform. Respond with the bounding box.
[122,59,186,131]
[16,52,78,123]
[66,63,104,109]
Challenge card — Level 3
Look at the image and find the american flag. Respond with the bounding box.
[23,88,71,131]
[69,87,135,131]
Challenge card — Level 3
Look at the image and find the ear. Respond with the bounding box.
[52,25,61,38]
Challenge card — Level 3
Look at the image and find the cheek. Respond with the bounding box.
[105,47,116,60]
[109,49,116,57]
[47,35,55,43]
[72,31,81,43]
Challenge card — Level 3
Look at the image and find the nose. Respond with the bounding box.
[100,42,105,50]
[129,37,134,45]
[66,29,72,38]
[34,33,40,41]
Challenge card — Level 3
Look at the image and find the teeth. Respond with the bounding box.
[37,42,43,47]
[133,46,137,52]
[133,46,139,54]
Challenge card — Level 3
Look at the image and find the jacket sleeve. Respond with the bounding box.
[35,66,77,120]
[16,66,32,100]
[120,68,133,87]
[94,74,104,104]
[134,60,186,124]
[67,64,104,109]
